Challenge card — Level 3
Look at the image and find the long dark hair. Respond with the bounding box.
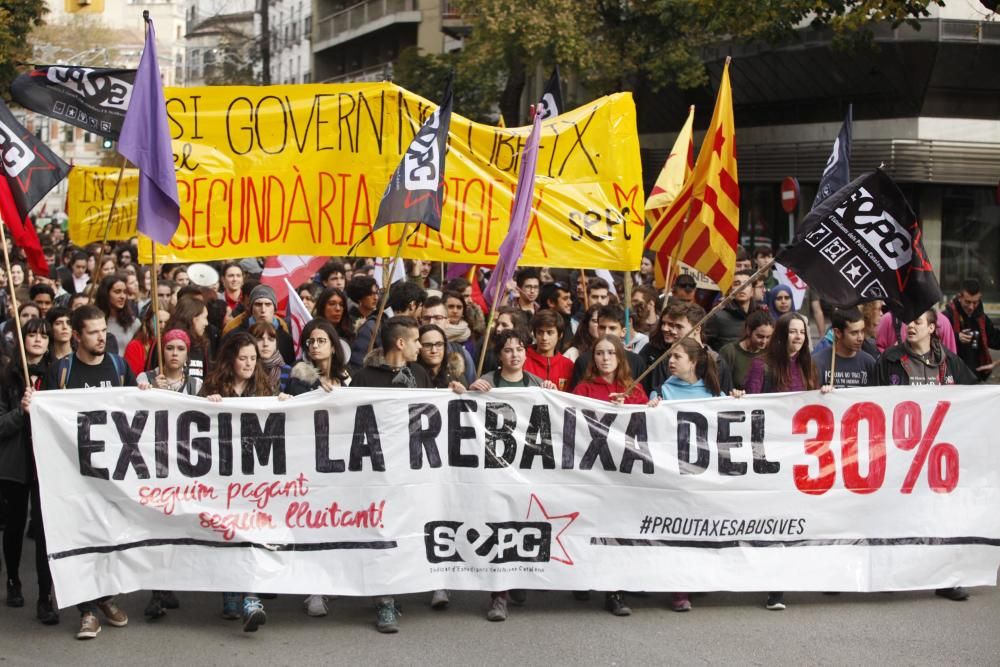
[200,332,272,398]
[95,273,136,329]
[299,319,349,382]
[2,318,51,391]
[569,304,601,353]
[765,312,817,391]
[170,296,209,359]
[674,338,721,396]
[314,287,354,341]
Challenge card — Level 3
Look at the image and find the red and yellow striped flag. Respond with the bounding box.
[645,105,695,214]
[644,60,739,292]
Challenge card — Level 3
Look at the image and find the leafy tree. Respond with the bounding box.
[392,47,503,123]
[450,0,945,122]
[0,0,48,96]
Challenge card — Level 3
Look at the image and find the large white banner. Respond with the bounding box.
[31,386,1000,607]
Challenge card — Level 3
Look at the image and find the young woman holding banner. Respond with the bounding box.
[648,337,725,612]
[200,332,274,632]
[744,312,818,611]
[573,334,648,617]
[0,319,58,625]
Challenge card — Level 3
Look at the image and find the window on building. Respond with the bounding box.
[84,131,92,143]
[304,15,311,37]
[63,125,74,143]
[940,186,1000,303]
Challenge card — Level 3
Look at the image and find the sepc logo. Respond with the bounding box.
[424,494,579,565]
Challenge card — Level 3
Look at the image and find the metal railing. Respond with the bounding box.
[316,0,415,43]
[323,61,393,83]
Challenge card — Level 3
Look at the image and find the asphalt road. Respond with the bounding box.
[0,538,997,666]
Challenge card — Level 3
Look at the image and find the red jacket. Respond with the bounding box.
[572,376,648,404]
[524,348,574,391]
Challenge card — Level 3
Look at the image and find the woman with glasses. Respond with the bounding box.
[314,286,355,361]
[416,324,466,390]
[280,318,350,618]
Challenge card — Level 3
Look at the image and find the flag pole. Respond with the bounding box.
[626,259,776,395]
[87,155,129,298]
[827,340,837,391]
[580,269,589,310]
[367,222,413,357]
[0,222,32,384]
[150,241,165,372]
[476,256,506,377]
[624,270,632,345]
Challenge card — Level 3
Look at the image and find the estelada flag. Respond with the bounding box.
[11,66,136,140]
[777,169,941,323]
[644,60,739,291]
[0,99,71,276]
[645,104,694,214]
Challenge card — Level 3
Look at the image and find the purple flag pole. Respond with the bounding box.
[483,112,543,307]
[118,13,180,247]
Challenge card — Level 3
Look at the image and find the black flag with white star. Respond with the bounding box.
[777,169,941,323]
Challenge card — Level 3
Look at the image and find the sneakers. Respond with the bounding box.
[508,589,527,606]
[76,612,101,640]
[96,598,128,627]
[486,593,508,622]
[144,594,166,620]
[671,592,692,612]
[222,592,242,620]
[430,589,449,610]
[935,586,970,601]
[375,600,400,633]
[159,590,180,609]
[6,578,24,607]
[605,591,632,617]
[304,594,328,617]
[37,598,59,625]
[242,596,266,632]
[765,593,786,610]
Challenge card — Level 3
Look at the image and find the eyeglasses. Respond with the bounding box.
[304,338,330,347]
[675,282,696,290]
[421,341,446,350]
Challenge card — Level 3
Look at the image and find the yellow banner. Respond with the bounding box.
[67,166,140,245]
[135,83,644,268]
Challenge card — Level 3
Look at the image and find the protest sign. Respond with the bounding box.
[67,166,140,244]
[133,83,644,269]
[31,385,1000,607]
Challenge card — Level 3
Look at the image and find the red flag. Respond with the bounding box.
[260,256,327,314]
[0,177,48,276]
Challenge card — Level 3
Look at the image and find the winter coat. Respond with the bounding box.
[350,350,431,388]
[0,360,47,484]
[873,340,977,387]
[572,376,648,404]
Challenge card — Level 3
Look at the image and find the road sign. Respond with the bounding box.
[780,176,800,214]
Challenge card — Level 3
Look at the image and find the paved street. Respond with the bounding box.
[0,539,998,665]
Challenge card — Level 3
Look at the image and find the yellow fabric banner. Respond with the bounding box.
[67,166,140,245]
[133,83,644,268]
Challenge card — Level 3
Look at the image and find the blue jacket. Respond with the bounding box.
[656,375,720,401]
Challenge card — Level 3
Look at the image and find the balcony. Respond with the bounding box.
[314,0,420,52]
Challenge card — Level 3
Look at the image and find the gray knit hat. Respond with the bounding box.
[249,284,277,307]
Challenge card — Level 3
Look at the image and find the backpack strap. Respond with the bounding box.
[108,353,126,387]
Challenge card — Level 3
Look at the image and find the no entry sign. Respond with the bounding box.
[781,176,800,214]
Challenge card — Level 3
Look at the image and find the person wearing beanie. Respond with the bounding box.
[221,283,295,363]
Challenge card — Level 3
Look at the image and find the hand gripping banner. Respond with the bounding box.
[31,386,1000,607]
[135,83,645,269]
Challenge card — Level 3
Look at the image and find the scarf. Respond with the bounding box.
[260,348,285,390]
[444,320,471,343]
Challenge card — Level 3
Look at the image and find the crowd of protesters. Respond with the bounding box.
[0,231,997,638]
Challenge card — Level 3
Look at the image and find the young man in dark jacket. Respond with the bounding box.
[944,278,1000,382]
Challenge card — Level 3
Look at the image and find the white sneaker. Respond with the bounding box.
[430,589,449,610]
[304,595,328,617]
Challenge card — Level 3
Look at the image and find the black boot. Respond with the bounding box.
[6,578,24,608]
[36,597,59,625]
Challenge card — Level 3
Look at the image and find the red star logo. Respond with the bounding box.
[12,132,61,199]
[612,183,644,229]
[526,493,579,565]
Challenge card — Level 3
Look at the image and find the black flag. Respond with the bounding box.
[11,66,136,140]
[777,169,941,323]
[371,82,453,234]
[536,67,563,120]
[0,99,72,275]
[812,105,852,208]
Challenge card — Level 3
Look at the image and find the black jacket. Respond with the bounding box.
[351,350,431,389]
[872,340,978,387]
[0,360,47,485]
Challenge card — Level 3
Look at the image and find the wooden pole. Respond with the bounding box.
[827,337,837,390]
[367,222,413,357]
[87,155,129,299]
[0,223,32,384]
[150,242,165,372]
[476,257,506,377]
[627,259,776,395]
[579,269,589,311]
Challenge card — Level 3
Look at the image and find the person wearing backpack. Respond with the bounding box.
[33,304,136,640]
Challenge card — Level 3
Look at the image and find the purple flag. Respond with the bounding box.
[118,17,179,246]
[484,113,543,307]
